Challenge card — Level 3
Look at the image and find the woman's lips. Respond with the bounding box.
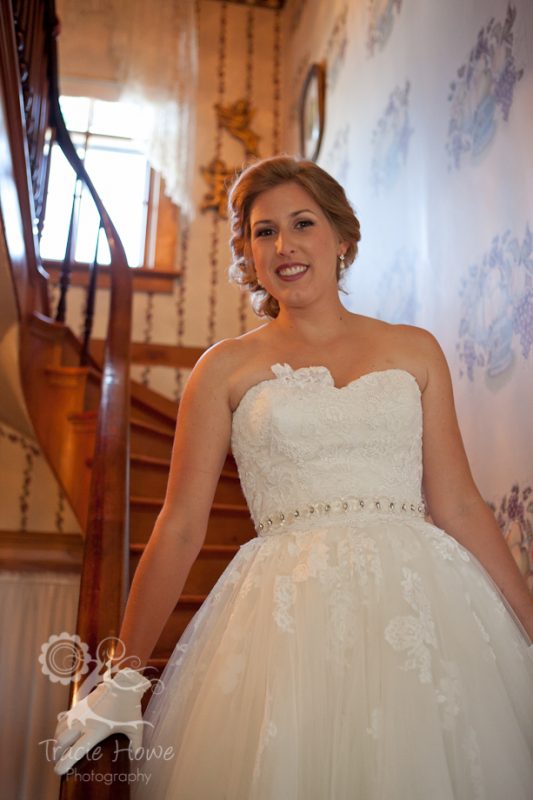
[276,263,309,281]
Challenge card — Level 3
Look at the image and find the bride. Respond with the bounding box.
[53,155,533,798]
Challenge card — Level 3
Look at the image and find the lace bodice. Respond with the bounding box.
[231,364,424,534]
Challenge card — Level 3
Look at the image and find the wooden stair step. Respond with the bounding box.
[68,410,98,432]
[129,380,178,430]
[44,365,89,384]
[130,542,240,595]
[131,498,248,512]
[131,417,175,437]
[130,454,238,474]
[130,499,255,545]
[130,417,174,458]
[130,543,239,557]
[155,595,208,657]
[129,454,242,502]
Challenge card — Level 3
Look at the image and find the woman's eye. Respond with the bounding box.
[295,219,314,229]
[255,228,274,238]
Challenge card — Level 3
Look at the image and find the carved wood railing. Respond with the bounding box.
[2,1,133,796]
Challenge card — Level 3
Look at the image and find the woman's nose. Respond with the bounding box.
[276,231,295,255]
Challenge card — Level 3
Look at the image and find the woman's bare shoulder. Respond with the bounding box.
[355,317,447,392]
[186,325,273,402]
[387,323,449,391]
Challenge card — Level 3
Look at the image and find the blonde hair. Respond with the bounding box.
[227,155,361,318]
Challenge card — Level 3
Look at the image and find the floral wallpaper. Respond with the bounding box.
[375,249,418,326]
[491,484,533,593]
[366,0,402,56]
[457,225,533,382]
[371,81,412,192]
[446,4,524,170]
[282,0,533,584]
[0,423,80,533]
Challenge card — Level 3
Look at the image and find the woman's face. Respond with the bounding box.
[248,181,346,309]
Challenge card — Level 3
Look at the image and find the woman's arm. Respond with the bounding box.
[417,329,533,641]
[115,340,237,669]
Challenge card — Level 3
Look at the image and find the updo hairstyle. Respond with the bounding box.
[227,155,361,319]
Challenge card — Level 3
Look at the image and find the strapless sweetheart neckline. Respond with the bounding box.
[232,364,420,416]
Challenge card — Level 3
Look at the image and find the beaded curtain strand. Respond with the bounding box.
[237,6,256,335]
[140,292,155,387]
[272,7,282,154]
[207,1,228,346]
[174,0,199,397]
[174,220,190,400]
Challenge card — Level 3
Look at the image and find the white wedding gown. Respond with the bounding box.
[133,364,533,799]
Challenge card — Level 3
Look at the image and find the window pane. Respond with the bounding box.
[90,99,143,139]
[75,188,109,264]
[41,97,152,269]
[59,96,91,133]
[78,145,148,266]
[39,145,78,260]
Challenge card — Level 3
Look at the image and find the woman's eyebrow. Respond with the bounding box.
[251,209,317,228]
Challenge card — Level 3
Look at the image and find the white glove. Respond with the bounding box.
[53,667,152,776]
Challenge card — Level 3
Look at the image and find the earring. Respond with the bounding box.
[339,253,346,269]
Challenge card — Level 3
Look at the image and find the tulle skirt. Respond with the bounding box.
[133,517,533,799]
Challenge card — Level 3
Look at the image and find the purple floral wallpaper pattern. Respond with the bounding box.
[324,123,351,186]
[325,6,348,91]
[489,484,533,592]
[370,81,412,192]
[446,3,524,170]
[367,0,402,56]
[457,226,533,381]
[375,249,418,325]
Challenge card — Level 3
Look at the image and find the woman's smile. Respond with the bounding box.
[276,262,309,280]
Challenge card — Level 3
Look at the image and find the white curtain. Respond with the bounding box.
[119,0,198,218]
[0,571,80,800]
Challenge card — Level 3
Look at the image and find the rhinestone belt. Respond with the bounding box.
[256,495,426,534]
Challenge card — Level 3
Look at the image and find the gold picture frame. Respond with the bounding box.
[300,63,326,162]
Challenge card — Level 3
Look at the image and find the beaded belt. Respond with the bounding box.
[256,495,426,535]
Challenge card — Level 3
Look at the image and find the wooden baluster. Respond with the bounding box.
[80,223,102,366]
[55,176,79,323]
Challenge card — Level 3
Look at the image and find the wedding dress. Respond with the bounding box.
[133,364,533,799]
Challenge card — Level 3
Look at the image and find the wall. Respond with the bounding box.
[54,0,283,399]
[0,217,80,535]
[0,420,80,534]
[283,0,533,587]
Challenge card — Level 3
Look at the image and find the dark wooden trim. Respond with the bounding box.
[45,260,180,294]
[0,530,83,572]
[91,339,204,370]
[0,0,49,319]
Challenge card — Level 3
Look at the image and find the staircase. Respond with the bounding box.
[23,312,256,675]
[2,0,250,793]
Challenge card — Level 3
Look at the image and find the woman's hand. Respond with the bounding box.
[53,668,151,776]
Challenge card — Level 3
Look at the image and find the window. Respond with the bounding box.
[40,96,155,268]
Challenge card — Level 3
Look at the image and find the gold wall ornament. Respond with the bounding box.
[215,98,261,157]
[200,157,235,218]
